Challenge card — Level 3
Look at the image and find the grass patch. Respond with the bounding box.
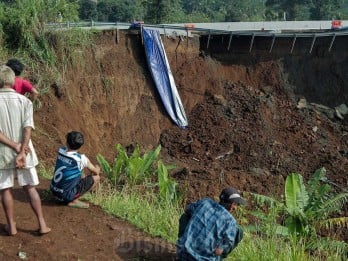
[38,157,347,260]
[86,181,347,260]
[88,181,182,243]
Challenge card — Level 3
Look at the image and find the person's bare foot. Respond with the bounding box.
[68,199,89,209]
[37,227,51,235]
[4,223,17,236]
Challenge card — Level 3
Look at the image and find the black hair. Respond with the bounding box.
[66,131,84,150]
[220,201,233,210]
[6,58,25,76]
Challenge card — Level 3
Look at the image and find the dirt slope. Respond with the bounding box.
[0,31,347,259]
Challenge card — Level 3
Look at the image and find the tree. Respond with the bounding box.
[266,0,311,20]
[0,0,79,59]
[182,0,226,22]
[144,0,185,24]
[310,0,344,20]
[79,0,98,20]
[225,0,267,22]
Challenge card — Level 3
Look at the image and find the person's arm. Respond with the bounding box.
[178,201,198,238]
[30,87,39,101]
[22,79,39,101]
[215,222,242,257]
[0,132,21,153]
[16,127,31,168]
[86,158,100,176]
[178,208,191,238]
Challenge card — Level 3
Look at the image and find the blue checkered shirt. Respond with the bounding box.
[177,198,238,260]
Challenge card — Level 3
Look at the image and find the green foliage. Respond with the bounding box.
[89,183,182,243]
[0,0,80,62]
[249,167,348,256]
[97,143,132,186]
[77,0,348,22]
[144,0,185,24]
[97,144,180,204]
[265,0,311,20]
[157,160,180,202]
[310,0,344,20]
[265,0,345,20]
[225,0,267,21]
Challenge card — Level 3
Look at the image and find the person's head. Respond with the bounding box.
[66,131,84,150]
[219,187,246,212]
[6,58,25,76]
[0,65,15,88]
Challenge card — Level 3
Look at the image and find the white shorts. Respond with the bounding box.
[0,168,39,190]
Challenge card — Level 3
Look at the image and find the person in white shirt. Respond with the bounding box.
[0,65,50,236]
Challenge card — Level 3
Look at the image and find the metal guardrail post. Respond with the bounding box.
[290,34,297,53]
[162,25,166,44]
[269,34,276,53]
[227,32,233,51]
[206,30,211,49]
[140,25,144,45]
[186,28,189,48]
[328,33,336,52]
[116,22,119,44]
[249,33,255,52]
[309,35,317,53]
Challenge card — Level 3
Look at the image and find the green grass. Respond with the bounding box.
[86,183,346,260]
[38,164,54,179]
[38,166,347,260]
[87,181,182,243]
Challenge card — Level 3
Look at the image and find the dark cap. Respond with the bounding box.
[219,187,246,205]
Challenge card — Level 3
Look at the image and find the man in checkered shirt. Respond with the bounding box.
[177,187,245,260]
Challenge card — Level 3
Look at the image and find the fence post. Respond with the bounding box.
[227,32,233,51]
[309,34,317,54]
[249,33,255,52]
[328,33,336,52]
[206,30,211,49]
[116,21,119,44]
[290,34,297,53]
[269,34,276,53]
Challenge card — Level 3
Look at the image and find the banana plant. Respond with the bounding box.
[96,144,128,186]
[248,167,348,251]
[157,160,179,203]
[97,143,162,186]
[124,144,161,185]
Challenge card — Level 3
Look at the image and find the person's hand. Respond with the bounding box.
[94,165,101,175]
[14,143,22,153]
[214,248,223,256]
[14,143,30,154]
[23,145,30,154]
[16,151,26,168]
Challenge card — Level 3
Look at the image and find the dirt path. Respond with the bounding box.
[0,178,176,260]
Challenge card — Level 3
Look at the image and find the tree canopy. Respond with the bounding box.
[0,0,347,25]
[76,0,347,23]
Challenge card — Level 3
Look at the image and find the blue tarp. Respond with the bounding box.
[142,28,188,128]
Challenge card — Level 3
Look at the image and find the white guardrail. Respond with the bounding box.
[46,20,348,38]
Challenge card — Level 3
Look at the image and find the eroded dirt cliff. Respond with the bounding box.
[34,31,348,203]
[1,30,347,260]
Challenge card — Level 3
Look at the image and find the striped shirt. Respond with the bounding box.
[177,198,237,261]
[0,88,38,169]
